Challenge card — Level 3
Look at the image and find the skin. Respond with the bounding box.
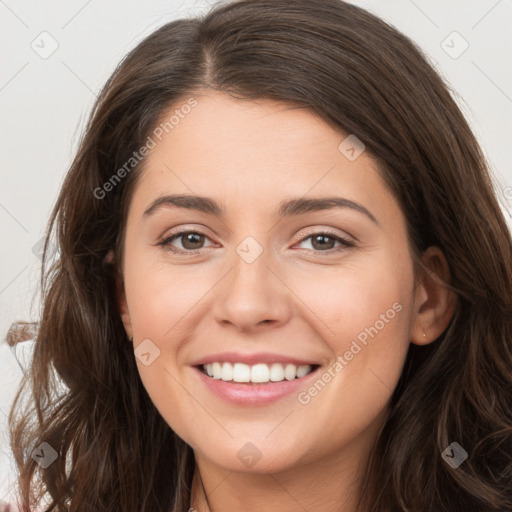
[115,91,457,512]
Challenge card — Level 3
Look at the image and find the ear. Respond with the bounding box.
[410,246,458,346]
[104,249,133,341]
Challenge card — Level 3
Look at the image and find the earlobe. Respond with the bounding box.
[106,249,133,341]
[410,246,458,346]
[103,249,115,266]
[117,284,133,341]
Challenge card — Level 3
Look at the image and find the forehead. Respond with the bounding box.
[130,92,401,229]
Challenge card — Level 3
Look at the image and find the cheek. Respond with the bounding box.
[122,268,202,444]
[288,248,410,352]
[124,251,214,343]
[122,252,224,439]
[288,250,412,423]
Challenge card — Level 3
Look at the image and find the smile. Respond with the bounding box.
[200,362,317,384]
[193,361,321,406]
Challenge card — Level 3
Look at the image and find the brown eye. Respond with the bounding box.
[160,231,215,253]
[297,231,355,253]
[311,234,336,250]
[180,232,206,250]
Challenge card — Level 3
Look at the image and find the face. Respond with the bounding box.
[117,91,419,474]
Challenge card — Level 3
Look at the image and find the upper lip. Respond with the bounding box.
[190,352,320,367]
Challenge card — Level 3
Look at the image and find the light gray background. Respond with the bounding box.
[0,0,511,503]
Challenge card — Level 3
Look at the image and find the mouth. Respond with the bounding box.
[196,362,320,385]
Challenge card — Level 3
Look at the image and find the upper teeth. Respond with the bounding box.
[203,362,313,383]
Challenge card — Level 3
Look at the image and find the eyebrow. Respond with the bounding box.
[143,194,379,225]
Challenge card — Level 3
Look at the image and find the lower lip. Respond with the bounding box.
[193,366,319,406]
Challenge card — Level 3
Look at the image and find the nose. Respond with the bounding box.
[212,243,292,333]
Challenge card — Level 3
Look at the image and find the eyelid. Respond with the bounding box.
[292,229,355,254]
[159,224,214,241]
[294,226,355,245]
[158,226,217,254]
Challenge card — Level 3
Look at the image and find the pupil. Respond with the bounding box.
[183,233,203,249]
[312,235,333,250]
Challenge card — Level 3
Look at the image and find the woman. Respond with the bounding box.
[7,0,512,511]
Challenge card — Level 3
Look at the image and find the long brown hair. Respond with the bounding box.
[7,1,511,510]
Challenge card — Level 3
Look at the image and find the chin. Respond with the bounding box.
[194,436,311,475]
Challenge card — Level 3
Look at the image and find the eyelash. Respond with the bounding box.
[158,229,355,255]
